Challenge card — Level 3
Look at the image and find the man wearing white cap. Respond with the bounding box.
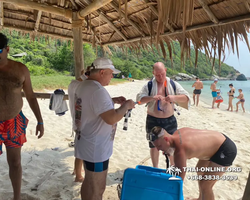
[74,57,135,200]
[210,79,220,109]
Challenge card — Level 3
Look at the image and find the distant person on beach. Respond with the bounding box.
[68,69,88,182]
[215,91,223,108]
[0,33,44,200]
[227,83,235,112]
[192,77,203,106]
[236,89,245,113]
[74,58,135,200]
[210,79,219,109]
[149,126,237,200]
[136,62,190,168]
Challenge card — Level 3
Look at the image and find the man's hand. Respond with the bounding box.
[153,95,165,101]
[36,124,44,139]
[113,96,126,104]
[123,99,136,110]
[164,95,175,103]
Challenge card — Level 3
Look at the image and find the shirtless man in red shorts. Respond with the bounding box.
[0,33,44,200]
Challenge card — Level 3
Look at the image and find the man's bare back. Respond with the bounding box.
[192,81,203,90]
[173,128,226,160]
[150,126,236,200]
[0,60,26,120]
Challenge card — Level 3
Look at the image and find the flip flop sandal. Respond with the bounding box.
[68,142,75,147]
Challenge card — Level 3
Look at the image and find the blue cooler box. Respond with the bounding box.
[120,165,184,200]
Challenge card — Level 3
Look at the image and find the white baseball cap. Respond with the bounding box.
[92,57,121,74]
[214,78,218,82]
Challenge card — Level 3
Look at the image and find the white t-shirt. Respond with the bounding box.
[68,80,81,131]
[74,80,116,162]
[68,75,88,130]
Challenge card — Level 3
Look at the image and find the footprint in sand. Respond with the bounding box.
[1,193,40,200]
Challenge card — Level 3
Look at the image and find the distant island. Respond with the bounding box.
[236,74,248,81]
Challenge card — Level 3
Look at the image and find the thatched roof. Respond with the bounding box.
[1,0,250,68]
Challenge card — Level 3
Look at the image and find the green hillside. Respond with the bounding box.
[2,29,237,80]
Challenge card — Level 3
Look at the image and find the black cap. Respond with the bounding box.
[0,33,8,49]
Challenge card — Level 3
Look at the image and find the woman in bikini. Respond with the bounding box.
[227,83,235,112]
[236,89,245,112]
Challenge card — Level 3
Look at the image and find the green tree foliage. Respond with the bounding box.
[1,29,237,79]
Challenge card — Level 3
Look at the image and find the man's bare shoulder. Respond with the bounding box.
[8,59,27,69]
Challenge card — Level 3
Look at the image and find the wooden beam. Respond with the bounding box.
[245,1,250,12]
[4,16,74,35]
[72,13,84,79]
[143,0,174,33]
[110,1,145,37]
[91,28,101,44]
[0,2,3,27]
[243,171,250,200]
[0,0,72,18]
[81,0,129,41]
[4,8,72,28]
[69,0,78,10]
[34,11,42,32]
[77,0,112,19]
[103,13,250,46]
[58,0,65,7]
[99,12,127,41]
[22,92,68,100]
[198,0,219,24]
[3,24,92,44]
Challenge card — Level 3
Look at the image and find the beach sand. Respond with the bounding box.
[0,80,249,200]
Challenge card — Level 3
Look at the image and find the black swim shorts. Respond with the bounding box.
[146,115,177,148]
[84,159,109,172]
[193,89,201,95]
[210,134,237,166]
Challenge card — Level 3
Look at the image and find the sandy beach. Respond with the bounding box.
[0,80,249,200]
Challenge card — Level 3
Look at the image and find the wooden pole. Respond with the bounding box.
[22,92,68,100]
[99,12,127,41]
[103,13,250,46]
[34,11,42,32]
[110,1,145,37]
[0,2,3,28]
[0,0,72,18]
[77,0,112,19]
[72,12,84,79]
[198,0,219,24]
[243,171,250,200]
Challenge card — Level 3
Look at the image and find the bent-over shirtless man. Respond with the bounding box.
[192,77,203,106]
[149,126,237,200]
[0,33,44,200]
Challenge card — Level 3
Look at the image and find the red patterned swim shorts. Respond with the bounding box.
[0,111,29,155]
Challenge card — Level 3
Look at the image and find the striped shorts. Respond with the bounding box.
[146,114,177,148]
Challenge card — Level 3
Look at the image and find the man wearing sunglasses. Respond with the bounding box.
[0,33,44,200]
[136,62,190,168]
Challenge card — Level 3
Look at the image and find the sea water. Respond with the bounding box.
[179,80,250,113]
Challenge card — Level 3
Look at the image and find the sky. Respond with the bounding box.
[223,35,250,77]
